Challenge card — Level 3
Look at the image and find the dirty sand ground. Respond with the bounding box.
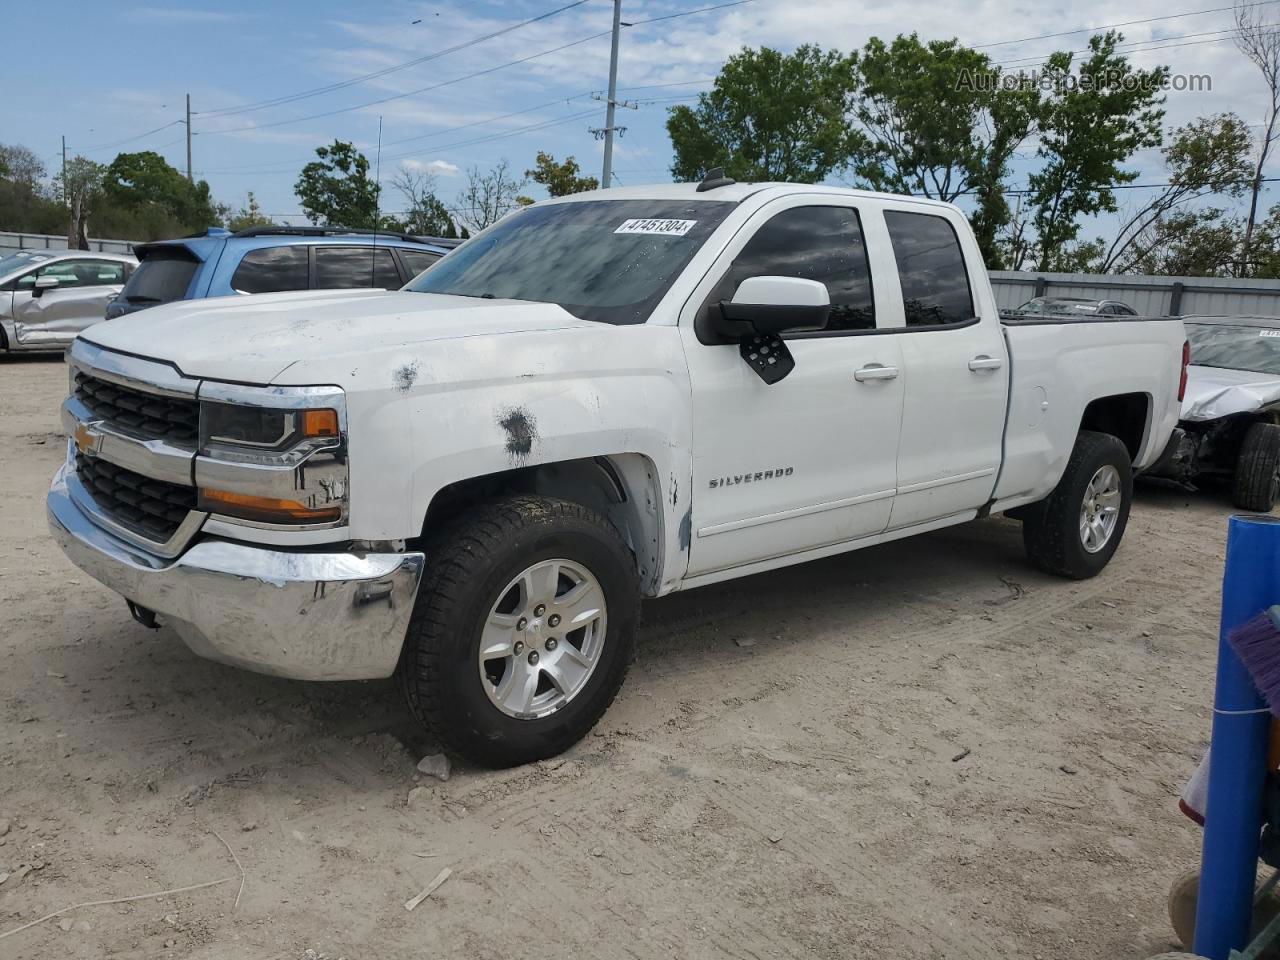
[0,354,1232,959]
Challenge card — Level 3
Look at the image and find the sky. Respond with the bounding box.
[2,0,1276,238]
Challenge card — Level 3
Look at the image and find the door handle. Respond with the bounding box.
[854,364,899,382]
[968,355,1004,372]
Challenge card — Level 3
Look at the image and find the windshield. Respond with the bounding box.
[0,250,53,278]
[119,250,198,305]
[405,198,737,324]
[1187,322,1280,376]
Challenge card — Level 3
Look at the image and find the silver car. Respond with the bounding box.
[0,249,137,352]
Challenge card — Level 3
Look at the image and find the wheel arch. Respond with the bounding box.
[418,453,668,596]
[1079,392,1152,462]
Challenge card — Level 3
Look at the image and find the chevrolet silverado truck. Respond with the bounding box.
[48,177,1188,767]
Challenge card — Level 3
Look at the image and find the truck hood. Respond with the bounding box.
[1182,365,1280,421]
[79,288,593,383]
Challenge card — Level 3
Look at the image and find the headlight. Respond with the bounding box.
[200,401,339,464]
[194,389,349,527]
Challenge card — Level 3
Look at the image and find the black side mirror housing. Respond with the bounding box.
[713,300,831,339]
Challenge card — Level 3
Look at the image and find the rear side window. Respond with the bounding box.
[121,250,197,305]
[707,205,875,332]
[231,246,309,294]
[884,211,974,327]
[398,249,440,278]
[314,246,401,289]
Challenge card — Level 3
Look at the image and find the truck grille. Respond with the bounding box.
[73,372,200,447]
[75,454,196,542]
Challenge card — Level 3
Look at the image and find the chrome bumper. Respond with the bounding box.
[47,464,425,681]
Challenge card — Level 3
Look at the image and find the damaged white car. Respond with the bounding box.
[1150,315,1280,510]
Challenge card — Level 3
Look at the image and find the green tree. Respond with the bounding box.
[666,45,859,182]
[103,151,219,231]
[295,140,381,228]
[55,156,106,249]
[1100,113,1252,272]
[526,151,598,196]
[0,143,63,235]
[226,191,276,232]
[849,34,1038,268]
[1026,32,1168,271]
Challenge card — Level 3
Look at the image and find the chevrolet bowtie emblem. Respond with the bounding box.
[73,421,104,456]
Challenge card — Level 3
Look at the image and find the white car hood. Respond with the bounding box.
[1181,364,1280,421]
[80,288,592,383]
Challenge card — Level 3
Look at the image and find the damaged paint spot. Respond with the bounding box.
[678,507,692,552]
[498,407,538,462]
[393,361,421,393]
[670,475,679,507]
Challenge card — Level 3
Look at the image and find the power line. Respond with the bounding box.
[1002,176,1280,195]
[72,119,184,154]
[199,0,767,138]
[992,27,1240,67]
[972,0,1279,49]
[199,31,611,136]
[196,0,592,119]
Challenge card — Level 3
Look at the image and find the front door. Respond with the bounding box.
[11,258,128,346]
[680,199,906,578]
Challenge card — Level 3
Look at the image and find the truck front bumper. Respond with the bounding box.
[47,465,425,681]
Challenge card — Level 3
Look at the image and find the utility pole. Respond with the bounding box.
[61,135,67,205]
[590,0,637,189]
[601,0,621,188]
[185,94,193,183]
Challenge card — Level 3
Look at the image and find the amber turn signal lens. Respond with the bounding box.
[199,488,342,524]
[302,408,340,438]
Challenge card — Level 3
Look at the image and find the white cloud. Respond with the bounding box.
[403,158,461,176]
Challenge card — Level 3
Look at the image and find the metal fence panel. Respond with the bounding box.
[0,231,137,257]
[990,269,1280,318]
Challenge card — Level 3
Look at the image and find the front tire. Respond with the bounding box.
[1233,421,1280,512]
[1021,430,1134,579]
[400,495,639,768]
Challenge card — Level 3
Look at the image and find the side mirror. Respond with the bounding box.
[32,275,60,297]
[713,276,830,339]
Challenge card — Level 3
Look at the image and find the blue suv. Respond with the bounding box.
[105,226,459,319]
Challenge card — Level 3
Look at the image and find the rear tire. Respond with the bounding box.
[1022,430,1134,579]
[1233,421,1280,512]
[399,495,639,768]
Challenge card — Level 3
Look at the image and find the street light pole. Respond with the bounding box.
[185,94,193,183]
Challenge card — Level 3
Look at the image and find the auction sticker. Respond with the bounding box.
[1261,329,1280,337]
[614,218,697,236]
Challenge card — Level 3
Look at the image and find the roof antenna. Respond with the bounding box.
[696,166,735,192]
[372,115,382,287]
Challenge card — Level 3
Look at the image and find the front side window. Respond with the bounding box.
[406,199,737,325]
[16,258,124,290]
[705,205,875,332]
[884,210,974,327]
[314,246,401,289]
[231,245,309,294]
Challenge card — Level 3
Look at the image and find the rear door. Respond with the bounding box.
[880,207,1009,529]
[10,258,128,346]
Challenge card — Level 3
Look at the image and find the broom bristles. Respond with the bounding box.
[1227,606,1280,715]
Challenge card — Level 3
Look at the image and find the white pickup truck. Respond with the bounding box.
[49,178,1187,766]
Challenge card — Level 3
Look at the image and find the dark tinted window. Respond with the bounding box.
[315,246,402,289]
[398,249,440,278]
[707,205,875,332]
[884,211,974,327]
[407,199,736,325]
[120,250,198,305]
[230,245,309,294]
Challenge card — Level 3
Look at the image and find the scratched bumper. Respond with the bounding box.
[47,464,425,681]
